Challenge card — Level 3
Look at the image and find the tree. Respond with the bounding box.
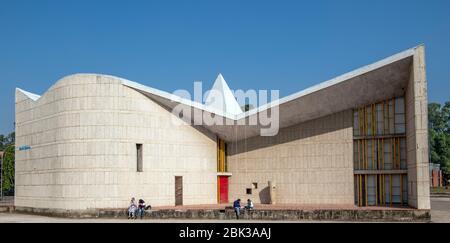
[0,134,5,151]
[1,131,15,196]
[241,104,254,112]
[428,102,450,182]
[6,132,15,146]
[0,132,14,151]
[1,145,15,195]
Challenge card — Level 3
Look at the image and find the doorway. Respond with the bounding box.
[175,176,183,206]
[218,176,229,204]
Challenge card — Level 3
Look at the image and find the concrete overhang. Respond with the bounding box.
[123,47,417,142]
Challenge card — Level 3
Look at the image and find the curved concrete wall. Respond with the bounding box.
[15,74,217,210]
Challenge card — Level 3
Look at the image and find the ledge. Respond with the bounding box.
[354,170,408,175]
[12,206,431,222]
[217,172,232,176]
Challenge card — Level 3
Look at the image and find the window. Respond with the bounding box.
[136,144,143,172]
[246,188,252,195]
[252,182,258,189]
[353,97,407,207]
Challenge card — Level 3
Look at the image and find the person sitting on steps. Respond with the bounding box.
[127,197,137,219]
[233,199,241,219]
[137,199,147,219]
[245,199,254,210]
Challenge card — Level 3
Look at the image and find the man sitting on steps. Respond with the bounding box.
[233,199,241,219]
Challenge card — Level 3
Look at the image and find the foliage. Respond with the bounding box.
[241,104,254,112]
[0,132,14,151]
[1,145,15,195]
[1,131,15,195]
[428,102,450,182]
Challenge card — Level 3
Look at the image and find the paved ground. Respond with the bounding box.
[0,196,448,223]
[0,214,307,223]
[430,195,450,223]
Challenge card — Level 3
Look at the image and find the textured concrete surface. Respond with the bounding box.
[0,207,431,222]
[3,196,446,223]
[405,46,431,209]
[9,204,431,222]
[227,110,354,205]
[15,74,217,210]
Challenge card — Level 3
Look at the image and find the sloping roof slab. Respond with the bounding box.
[124,47,416,142]
[17,47,418,142]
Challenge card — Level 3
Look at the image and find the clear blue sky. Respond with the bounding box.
[1,0,449,134]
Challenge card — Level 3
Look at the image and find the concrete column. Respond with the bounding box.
[268,181,276,204]
[405,45,431,209]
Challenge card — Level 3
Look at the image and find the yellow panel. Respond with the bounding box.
[382,138,385,170]
[365,174,368,207]
[390,175,393,206]
[375,175,378,206]
[217,176,220,203]
[359,175,362,207]
[353,97,407,208]
[372,104,376,135]
[217,138,226,172]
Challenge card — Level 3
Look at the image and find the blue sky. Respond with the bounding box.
[1,0,449,134]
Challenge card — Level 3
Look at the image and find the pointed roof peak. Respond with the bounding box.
[212,73,231,91]
[205,73,243,115]
[214,73,227,85]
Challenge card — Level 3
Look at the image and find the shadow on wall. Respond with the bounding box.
[133,91,218,142]
[228,110,352,156]
[259,186,271,204]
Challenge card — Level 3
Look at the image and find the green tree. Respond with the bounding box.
[0,132,14,151]
[241,104,254,112]
[428,102,450,182]
[2,145,15,195]
[6,132,15,146]
[0,134,5,151]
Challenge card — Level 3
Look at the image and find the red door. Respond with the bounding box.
[219,176,229,204]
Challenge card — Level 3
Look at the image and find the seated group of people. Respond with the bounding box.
[127,197,151,219]
[233,199,254,219]
[128,197,254,220]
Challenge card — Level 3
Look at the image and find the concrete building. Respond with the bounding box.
[14,45,430,213]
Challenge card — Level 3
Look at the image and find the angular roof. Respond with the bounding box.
[16,88,41,101]
[124,46,418,141]
[204,74,243,115]
[17,46,422,142]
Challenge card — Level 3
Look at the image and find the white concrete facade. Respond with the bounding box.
[15,74,217,210]
[14,46,430,211]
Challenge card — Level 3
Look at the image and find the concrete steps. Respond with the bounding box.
[13,206,431,222]
[0,206,14,213]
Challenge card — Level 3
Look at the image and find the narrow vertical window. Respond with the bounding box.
[136,144,143,172]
